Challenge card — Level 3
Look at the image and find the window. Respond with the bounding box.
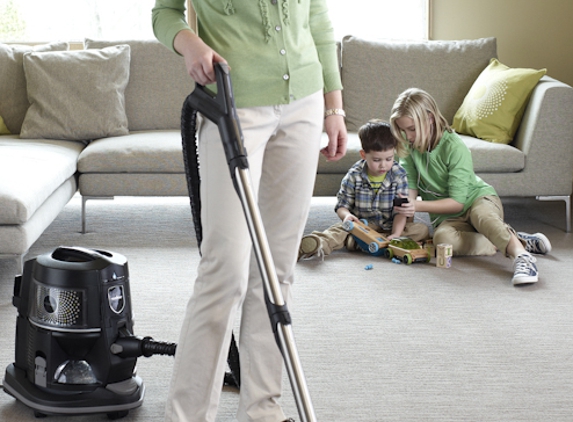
[1,0,428,44]
[326,0,428,41]
[0,0,156,43]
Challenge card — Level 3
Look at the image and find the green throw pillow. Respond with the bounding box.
[452,58,546,144]
[0,115,10,134]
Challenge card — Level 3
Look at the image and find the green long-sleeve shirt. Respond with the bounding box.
[152,0,343,108]
[400,130,497,227]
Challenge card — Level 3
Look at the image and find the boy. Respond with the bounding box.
[299,120,429,260]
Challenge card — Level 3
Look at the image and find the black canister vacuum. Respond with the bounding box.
[2,246,176,419]
[2,244,240,419]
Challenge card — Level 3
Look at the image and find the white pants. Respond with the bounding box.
[165,91,324,422]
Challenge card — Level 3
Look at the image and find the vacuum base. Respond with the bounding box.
[3,364,144,418]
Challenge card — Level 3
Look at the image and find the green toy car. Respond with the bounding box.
[385,236,431,264]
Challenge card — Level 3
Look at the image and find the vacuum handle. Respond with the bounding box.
[184,62,248,173]
[51,246,99,262]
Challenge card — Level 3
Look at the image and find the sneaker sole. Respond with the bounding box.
[512,275,538,285]
[300,236,320,255]
[532,232,552,254]
[519,232,552,254]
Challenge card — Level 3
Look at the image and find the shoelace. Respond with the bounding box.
[514,254,536,273]
[526,238,546,253]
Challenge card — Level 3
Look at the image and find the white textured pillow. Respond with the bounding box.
[0,42,69,134]
[20,45,131,141]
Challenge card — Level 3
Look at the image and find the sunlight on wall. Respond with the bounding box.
[326,0,428,41]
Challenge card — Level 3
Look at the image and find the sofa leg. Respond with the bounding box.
[81,196,114,234]
[536,195,571,233]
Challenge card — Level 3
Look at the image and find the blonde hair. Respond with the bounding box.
[389,88,451,157]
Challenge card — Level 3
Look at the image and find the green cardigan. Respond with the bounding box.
[152,0,343,108]
[400,130,497,227]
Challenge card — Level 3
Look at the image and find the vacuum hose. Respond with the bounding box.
[178,83,241,389]
[111,336,177,358]
[181,98,202,249]
[110,335,239,388]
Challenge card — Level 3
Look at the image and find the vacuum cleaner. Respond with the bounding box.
[2,246,176,419]
[181,63,317,422]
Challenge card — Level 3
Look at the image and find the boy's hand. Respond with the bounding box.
[342,214,359,223]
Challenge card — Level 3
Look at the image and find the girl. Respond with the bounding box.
[389,88,551,285]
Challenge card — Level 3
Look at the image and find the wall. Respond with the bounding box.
[431,0,573,87]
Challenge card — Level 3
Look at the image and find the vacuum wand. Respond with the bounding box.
[182,63,317,422]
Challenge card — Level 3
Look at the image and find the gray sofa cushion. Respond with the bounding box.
[0,176,77,255]
[78,131,184,173]
[85,39,193,132]
[341,36,497,131]
[0,137,84,224]
[458,134,524,173]
[0,42,68,134]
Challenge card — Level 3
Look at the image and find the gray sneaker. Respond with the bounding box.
[517,232,552,255]
[512,253,538,285]
[298,234,323,261]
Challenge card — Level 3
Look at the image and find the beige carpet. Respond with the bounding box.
[1,194,572,421]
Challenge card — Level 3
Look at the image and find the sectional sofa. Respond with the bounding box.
[1,36,572,269]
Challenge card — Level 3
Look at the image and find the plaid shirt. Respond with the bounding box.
[335,159,409,231]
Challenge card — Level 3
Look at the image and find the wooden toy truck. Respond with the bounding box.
[342,219,430,264]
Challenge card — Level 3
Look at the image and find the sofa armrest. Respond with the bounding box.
[483,76,573,197]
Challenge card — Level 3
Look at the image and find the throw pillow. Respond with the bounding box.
[0,115,10,134]
[452,58,546,144]
[20,45,131,141]
[0,42,68,134]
